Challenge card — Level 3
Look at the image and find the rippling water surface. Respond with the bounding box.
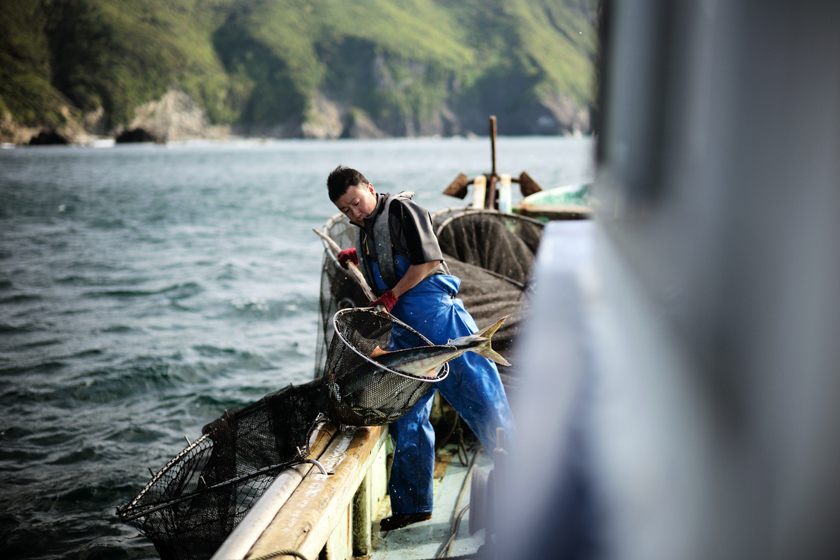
[0,136,593,559]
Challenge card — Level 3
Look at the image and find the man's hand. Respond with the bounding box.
[337,248,359,269]
[367,290,399,313]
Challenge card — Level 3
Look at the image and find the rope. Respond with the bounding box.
[434,411,460,451]
[456,427,470,467]
[435,446,482,558]
[436,505,470,558]
[239,550,309,560]
[432,553,485,560]
[434,409,470,467]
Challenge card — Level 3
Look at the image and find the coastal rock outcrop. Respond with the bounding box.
[123,88,229,143]
[301,92,343,139]
[115,128,159,144]
[28,130,70,145]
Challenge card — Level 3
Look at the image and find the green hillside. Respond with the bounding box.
[0,0,598,142]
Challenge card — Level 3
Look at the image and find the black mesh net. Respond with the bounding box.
[325,307,448,426]
[116,381,329,560]
[315,213,365,381]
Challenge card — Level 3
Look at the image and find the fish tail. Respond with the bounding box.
[475,315,507,339]
[472,316,511,367]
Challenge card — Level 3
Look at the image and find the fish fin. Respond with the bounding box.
[370,346,389,358]
[448,315,509,346]
[474,344,511,367]
[472,316,511,367]
[475,315,508,339]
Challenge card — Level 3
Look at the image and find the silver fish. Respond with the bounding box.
[331,316,510,411]
[370,315,511,378]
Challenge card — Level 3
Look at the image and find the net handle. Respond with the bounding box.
[313,228,378,303]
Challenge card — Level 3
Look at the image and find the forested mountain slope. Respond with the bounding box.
[0,0,597,142]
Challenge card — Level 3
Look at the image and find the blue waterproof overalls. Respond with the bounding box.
[366,245,516,515]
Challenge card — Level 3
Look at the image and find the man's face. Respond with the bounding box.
[335,183,377,226]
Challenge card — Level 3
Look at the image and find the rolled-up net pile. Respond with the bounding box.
[433,209,543,391]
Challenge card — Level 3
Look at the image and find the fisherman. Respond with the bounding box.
[326,165,516,531]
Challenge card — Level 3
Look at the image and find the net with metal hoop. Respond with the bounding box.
[115,380,328,560]
[325,307,448,426]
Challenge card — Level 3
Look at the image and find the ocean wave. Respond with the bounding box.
[95,325,140,334]
[192,344,237,358]
[0,360,180,407]
[47,446,98,466]
[19,338,63,350]
[0,293,43,305]
[228,295,319,319]
[0,360,66,377]
[55,274,152,287]
[162,282,203,300]
[189,393,249,413]
[87,217,128,230]
[0,322,35,334]
[82,281,203,300]
[0,440,45,464]
[104,423,166,444]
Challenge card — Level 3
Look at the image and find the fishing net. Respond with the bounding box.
[325,307,448,426]
[116,382,329,560]
[118,309,445,560]
[433,209,543,391]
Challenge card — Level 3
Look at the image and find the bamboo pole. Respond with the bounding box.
[312,228,377,302]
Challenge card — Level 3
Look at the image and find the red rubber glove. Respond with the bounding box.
[368,290,399,312]
[336,248,359,269]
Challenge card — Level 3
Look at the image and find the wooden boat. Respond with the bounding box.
[208,202,544,560]
[210,118,555,560]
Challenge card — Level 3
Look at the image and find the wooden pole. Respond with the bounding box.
[312,228,377,301]
[490,115,497,178]
[486,174,498,210]
[487,116,498,209]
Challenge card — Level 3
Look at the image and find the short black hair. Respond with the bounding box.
[327,165,369,202]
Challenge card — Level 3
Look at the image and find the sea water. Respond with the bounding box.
[0,136,594,560]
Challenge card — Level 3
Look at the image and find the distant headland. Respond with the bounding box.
[0,0,598,145]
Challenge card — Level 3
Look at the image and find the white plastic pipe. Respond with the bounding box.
[499,174,512,213]
[473,175,487,209]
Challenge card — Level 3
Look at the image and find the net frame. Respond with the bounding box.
[325,307,450,426]
[117,433,215,523]
[332,307,450,382]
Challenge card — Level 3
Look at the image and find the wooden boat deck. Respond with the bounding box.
[370,443,490,560]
